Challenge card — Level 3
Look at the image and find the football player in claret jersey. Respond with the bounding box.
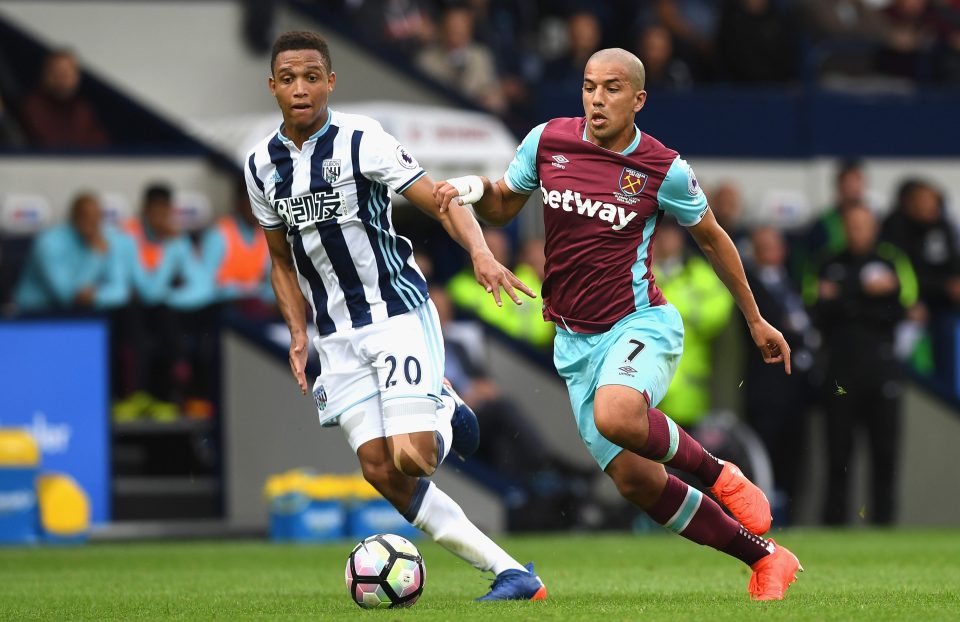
[436,48,802,601]
[246,32,546,601]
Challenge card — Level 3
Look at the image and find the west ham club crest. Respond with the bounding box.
[619,168,648,196]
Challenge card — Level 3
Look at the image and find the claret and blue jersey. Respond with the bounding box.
[505,117,708,334]
[245,109,429,336]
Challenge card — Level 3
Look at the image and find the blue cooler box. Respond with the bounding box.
[266,473,348,542]
[0,430,40,545]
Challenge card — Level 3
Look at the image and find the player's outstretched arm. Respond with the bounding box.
[688,209,792,374]
[403,175,535,307]
[263,228,310,394]
[433,175,528,227]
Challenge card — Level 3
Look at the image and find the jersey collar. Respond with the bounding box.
[581,123,642,155]
[277,109,334,145]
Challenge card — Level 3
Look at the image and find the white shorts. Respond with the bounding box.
[310,301,446,453]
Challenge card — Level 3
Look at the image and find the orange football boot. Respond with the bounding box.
[748,539,802,601]
[710,461,772,535]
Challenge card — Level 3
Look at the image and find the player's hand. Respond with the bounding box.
[433,176,483,213]
[748,318,791,375]
[472,250,536,307]
[289,332,309,395]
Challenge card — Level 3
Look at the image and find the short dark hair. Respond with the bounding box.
[144,183,172,206]
[271,31,332,75]
[836,158,862,183]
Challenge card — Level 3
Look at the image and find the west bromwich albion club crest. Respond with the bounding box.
[322,159,341,184]
[313,385,328,411]
[619,168,648,196]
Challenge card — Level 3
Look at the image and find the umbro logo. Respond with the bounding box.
[551,154,568,169]
[618,365,637,376]
[271,171,283,184]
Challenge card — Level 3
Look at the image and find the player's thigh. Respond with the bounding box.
[596,304,684,410]
[313,331,380,426]
[340,393,387,455]
[365,301,445,439]
[553,328,623,470]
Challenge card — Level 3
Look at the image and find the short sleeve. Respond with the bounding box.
[503,123,546,194]
[358,125,425,193]
[658,156,708,227]
[245,152,284,230]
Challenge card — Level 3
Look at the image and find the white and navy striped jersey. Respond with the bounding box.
[245,110,429,336]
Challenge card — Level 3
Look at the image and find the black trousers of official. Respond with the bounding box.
[745,363,811,525]
[821,360,902,526]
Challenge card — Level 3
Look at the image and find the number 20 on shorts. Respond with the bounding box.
[384,355,422,387]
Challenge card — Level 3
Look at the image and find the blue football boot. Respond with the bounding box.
[441,384,480,458]
[476,562,547,601]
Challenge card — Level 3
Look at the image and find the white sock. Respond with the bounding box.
[412,481,525,576]
[435,398,453,464]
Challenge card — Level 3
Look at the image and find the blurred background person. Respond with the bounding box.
[542,10,604,84]
[635,24,693,90]
[18,48,108,149]
[115,183,210,421]
[646,0,720,80]
[743,226,818,525]
[199,178,273,317]
[880,178,960,385]
[802,0,899,80]
[795,159,872,284]
[707,181,749,257]
[14,192,129,314]
[415,2,506,113]
[346,0,437,56]
[877,0,941,81]
[810,203,918,526]
[653,218,734,428]
[448,228,551,349]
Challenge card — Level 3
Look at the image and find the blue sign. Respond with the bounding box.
[0,321,110,523]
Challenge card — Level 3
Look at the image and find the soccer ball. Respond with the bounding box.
[345,533,425,609]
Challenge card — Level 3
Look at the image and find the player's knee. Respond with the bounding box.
[392,448,437,478]
[594,409,628,445]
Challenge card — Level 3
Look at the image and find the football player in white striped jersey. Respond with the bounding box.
[245,31,547,601]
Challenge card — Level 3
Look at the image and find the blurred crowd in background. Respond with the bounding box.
[326,0,960,133]
[1,0,959,530]
[5,0,960,149]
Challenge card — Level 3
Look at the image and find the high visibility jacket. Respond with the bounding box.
[123,218,163,270]
[214,216,268,287]
[655,254,734,426]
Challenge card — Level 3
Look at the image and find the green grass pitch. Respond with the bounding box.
[2,529,958,620]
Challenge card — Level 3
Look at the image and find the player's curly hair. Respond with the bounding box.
[270,31,332,75]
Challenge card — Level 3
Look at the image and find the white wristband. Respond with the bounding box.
[446,175,484,205]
